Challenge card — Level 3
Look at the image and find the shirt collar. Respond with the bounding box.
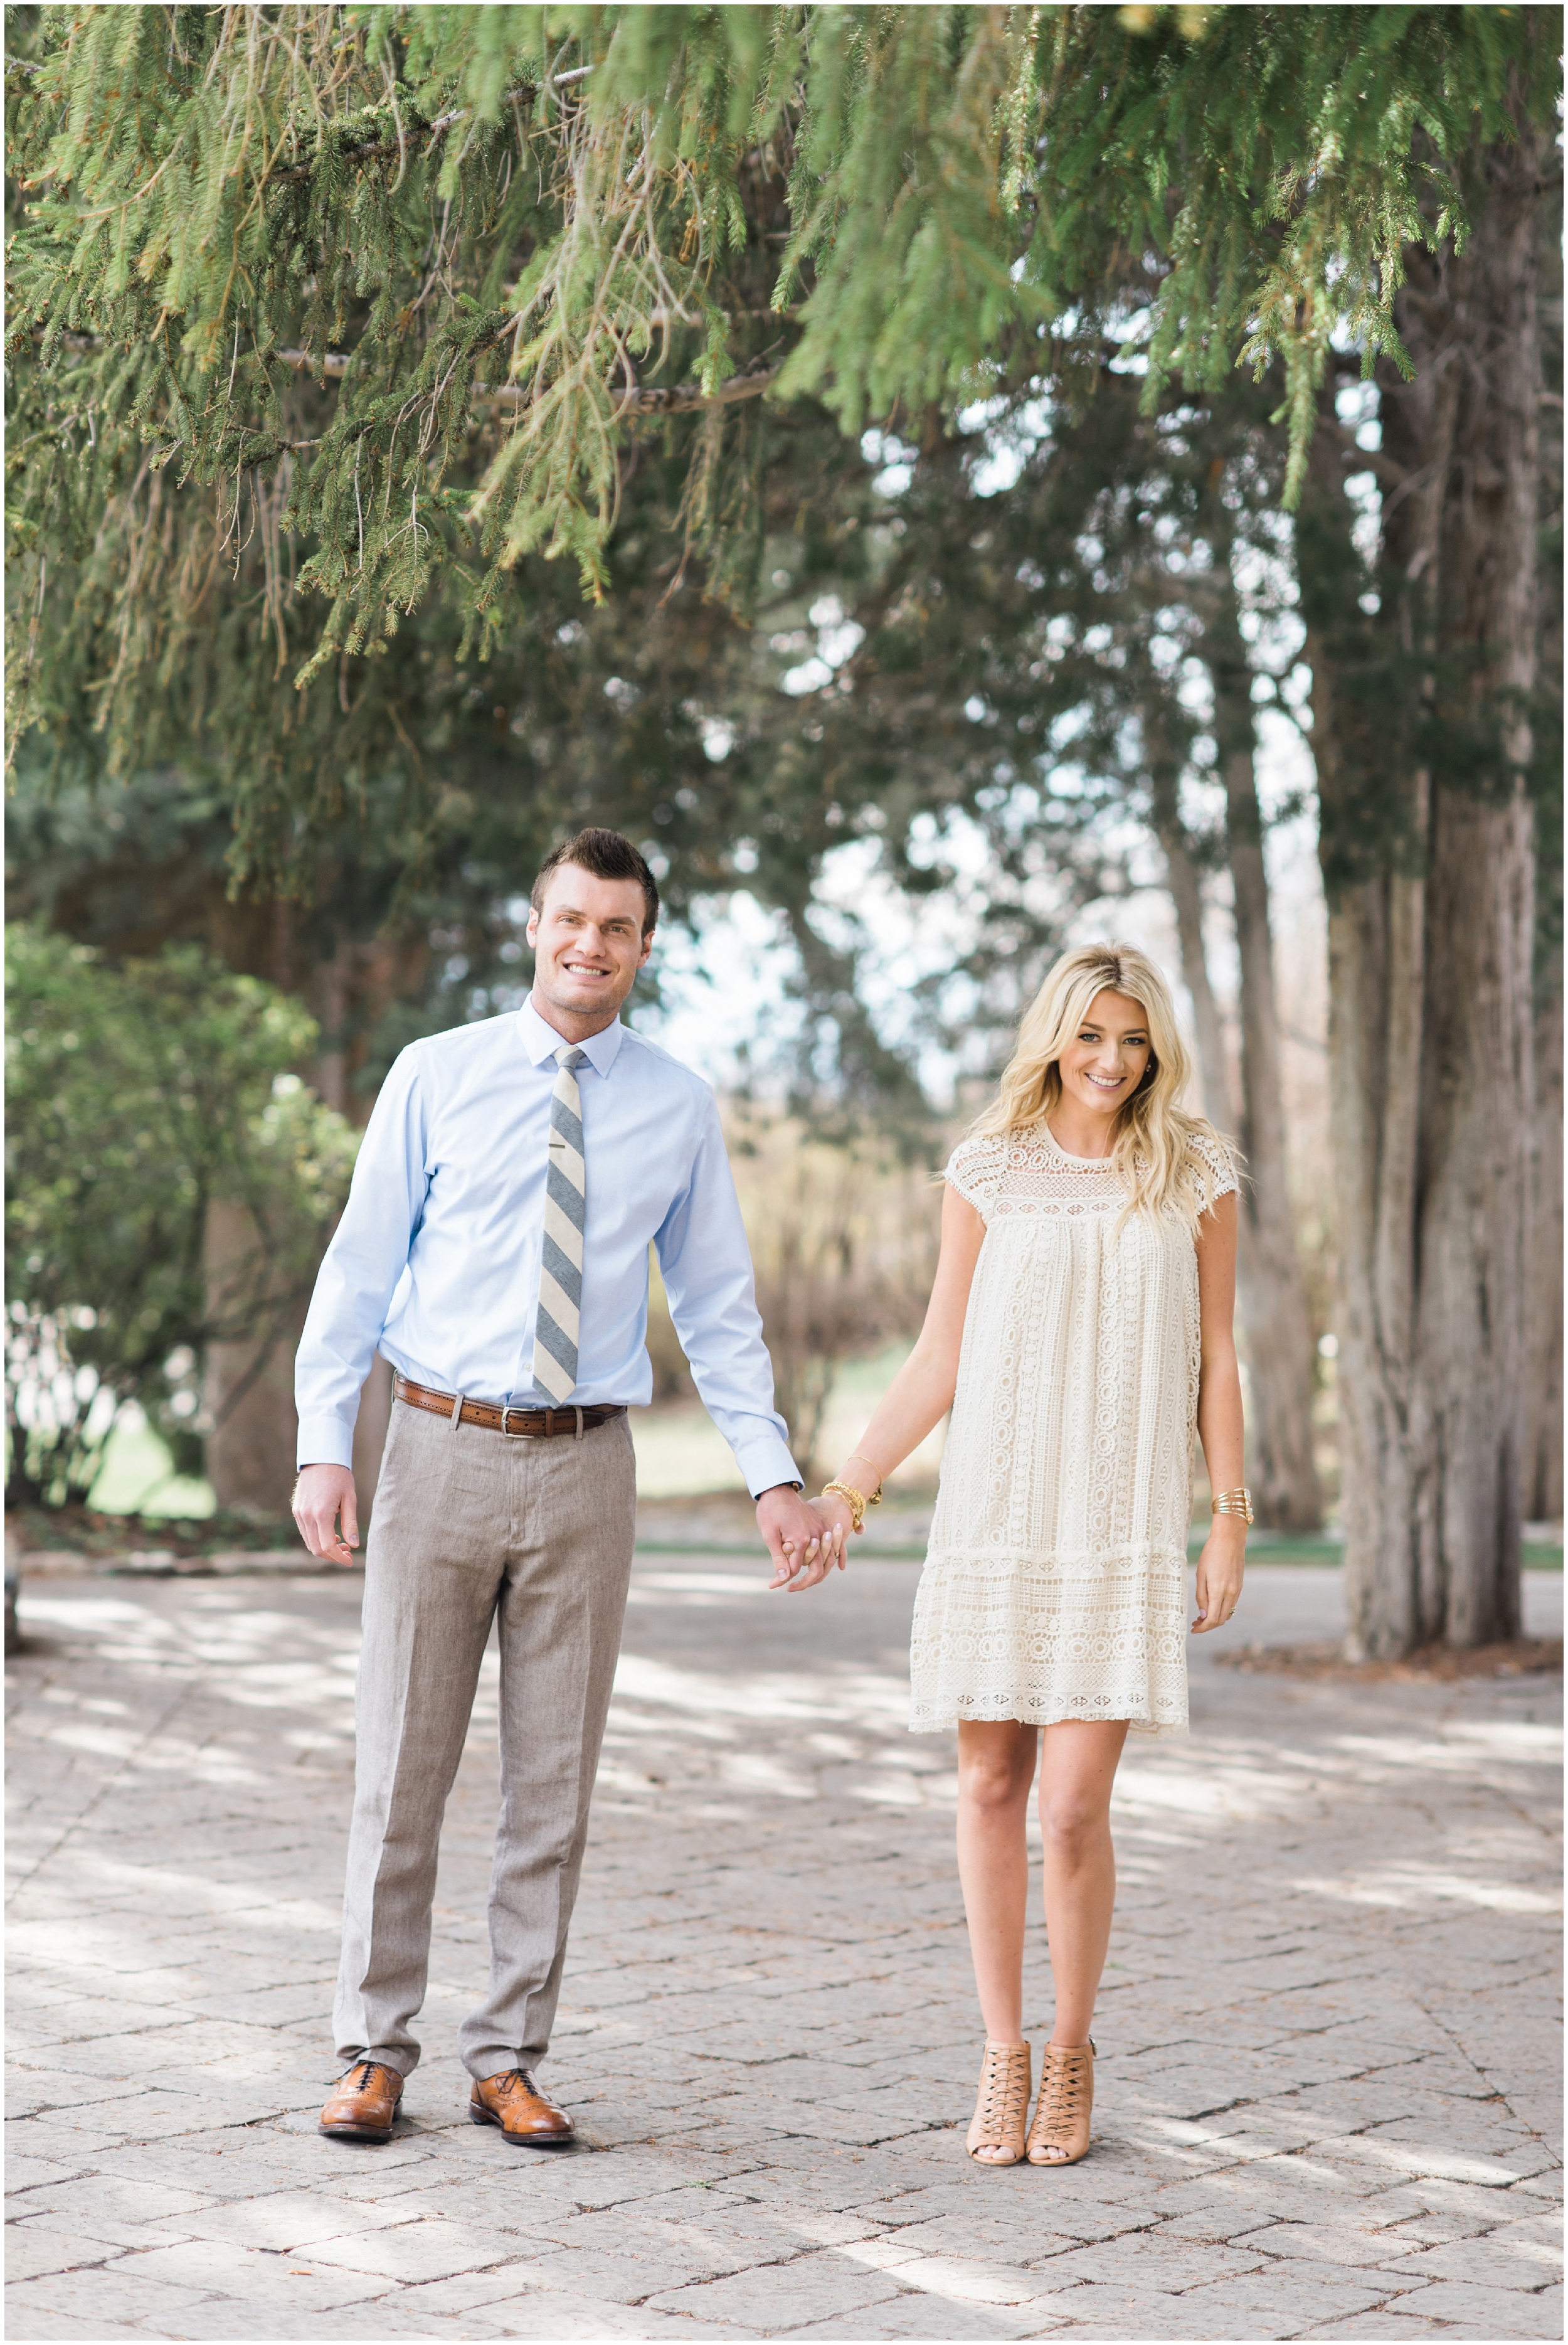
[518,996,624,1077]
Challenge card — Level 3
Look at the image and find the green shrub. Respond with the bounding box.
[5,926,356,1508]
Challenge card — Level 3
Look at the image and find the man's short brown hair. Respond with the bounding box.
[530,828,659,937]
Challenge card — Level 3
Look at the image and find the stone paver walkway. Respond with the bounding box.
[6,1551,1562,2342]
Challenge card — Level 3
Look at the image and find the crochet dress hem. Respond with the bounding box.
[909,1700,1189,1738]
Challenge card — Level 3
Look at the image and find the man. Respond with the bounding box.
[294,827,832,2148]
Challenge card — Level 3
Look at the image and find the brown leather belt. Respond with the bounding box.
[394,1376,626,1438]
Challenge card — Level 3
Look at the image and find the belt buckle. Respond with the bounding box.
[500,1405,533,1438]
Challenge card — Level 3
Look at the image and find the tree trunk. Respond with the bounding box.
[1157,812,1232,1124]
[1302,127,1541,1654]
[1524,952,1562,1521]
[204,1236,391,1529]
[1203,562,1325,1532]
[203,1200,305,1519]
[1144,669,1232,1118]
[312,936,356,1117]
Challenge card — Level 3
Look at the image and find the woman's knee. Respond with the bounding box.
[958,1728,1036,1816]
[963,1767,1030,1820]
[1039,1785,1111,1853]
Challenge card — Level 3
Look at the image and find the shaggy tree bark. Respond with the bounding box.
[1524,200,1563,1531]
[1303,122,1544,1654]
[1149,654,1322,1529]
[202,1200,307,1518]
[1525,954,1563,1522]
[1150,762,1232,1122]
[1206,560,1325,1532]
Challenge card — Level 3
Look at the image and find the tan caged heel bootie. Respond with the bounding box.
[1027,2038,1095,2166]
[965,2040,1032,2166]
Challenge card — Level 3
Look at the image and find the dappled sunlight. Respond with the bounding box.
[1325,2134,1542,2188]
[22,1587,360,1678]
[18,1589,363,1752]
[605,1620,946,1817]
[1113,1752,1310,1826]
[31,1720,147,1762]
[8,1551,1559,2337]
[835,2236,1041,2307]
[850,1775,928,1808]
[601,1703,735,1745]
[804,1731,865,1760]
[1147,2119,1320,2157]
[1438,1719,1564,1755]
[715,1751,818,1800]
[19,1593,169,1634]
[612,1651,847,1721]
[627,1569,771,1603]
[33,1852,344,1928]
[1293,1867,1560,1915]
[1328,1725,1562,1775]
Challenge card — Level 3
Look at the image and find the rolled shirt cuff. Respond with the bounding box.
[734,1430,805,1501]
[295,1414,356,1473]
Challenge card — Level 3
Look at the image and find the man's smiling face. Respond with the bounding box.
[527,864,654,1038]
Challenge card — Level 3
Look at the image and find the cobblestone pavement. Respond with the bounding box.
[6,1547,1561,2342]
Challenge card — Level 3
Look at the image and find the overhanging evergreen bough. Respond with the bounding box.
[8,3,1536,862]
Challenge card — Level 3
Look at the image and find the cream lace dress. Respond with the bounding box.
[908,1124,1237,1738]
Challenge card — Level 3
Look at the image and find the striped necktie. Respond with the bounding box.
[534,1043,586,1402]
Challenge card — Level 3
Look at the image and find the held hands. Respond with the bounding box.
[1192,1514,1246,1633]
[757,1486,849,1593]
[808,1491,854,1571]
[293,1464,360,1566]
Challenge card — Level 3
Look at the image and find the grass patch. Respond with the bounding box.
[9,1502,295,1560]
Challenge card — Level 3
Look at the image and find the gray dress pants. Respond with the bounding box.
[333,1398,637,2082]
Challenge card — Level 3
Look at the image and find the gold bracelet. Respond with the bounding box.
[842,1454,884,1506]
[1212,1486,1254,1526]
[821,1479,874,1533]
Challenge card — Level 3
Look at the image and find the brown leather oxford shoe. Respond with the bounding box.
[319,2057,405,2142]
[469,2066,574,2147]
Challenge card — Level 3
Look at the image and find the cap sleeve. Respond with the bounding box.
[945,1134,1007,1221]
[1188,1129,1240,1215]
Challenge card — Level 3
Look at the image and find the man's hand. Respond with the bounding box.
[293,1464,360,1567]
[756,1484,844,1593]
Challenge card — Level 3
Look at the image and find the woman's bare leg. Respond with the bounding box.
[1037,1720,1129,2052]
[955,1720,1039,2066]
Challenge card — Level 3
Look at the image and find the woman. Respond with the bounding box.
[805,943,1248,2167]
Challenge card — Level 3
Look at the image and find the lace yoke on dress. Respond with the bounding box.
[944,1126,1237,1224]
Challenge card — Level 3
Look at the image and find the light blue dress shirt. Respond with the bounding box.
[295,999,800,1497]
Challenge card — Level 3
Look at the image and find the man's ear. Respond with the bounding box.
[638,927,655,969]
[526,907,540,947]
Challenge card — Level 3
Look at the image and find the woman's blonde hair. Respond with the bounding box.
[975,942,1228,1224]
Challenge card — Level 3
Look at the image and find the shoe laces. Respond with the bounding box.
[1036,2043,1091,2129]
[976,2043,1030,2128]
[490,2066,535,2095]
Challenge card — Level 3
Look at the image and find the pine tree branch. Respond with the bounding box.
[16,327,781,425]
[608,366,782,417]
[1314,414,1412,489]
[267,68,593,190]
[272,348,782,415]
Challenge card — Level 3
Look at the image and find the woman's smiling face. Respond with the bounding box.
[1055,989,1152,1122]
